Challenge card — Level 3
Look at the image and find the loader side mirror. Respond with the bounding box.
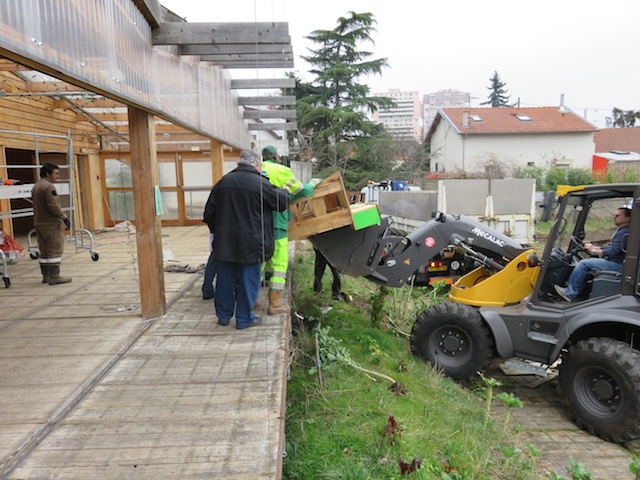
[527,252,539,267]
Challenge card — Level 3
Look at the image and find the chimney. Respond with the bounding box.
[462,111,470,128]
[559,93,566,112]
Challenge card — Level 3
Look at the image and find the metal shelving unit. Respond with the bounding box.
[0,129,98,288]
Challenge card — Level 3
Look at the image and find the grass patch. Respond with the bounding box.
[284,246,547,479]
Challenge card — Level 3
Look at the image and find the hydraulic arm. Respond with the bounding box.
[310,212,527,287]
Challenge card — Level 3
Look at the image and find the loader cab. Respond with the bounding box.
[533,184,640,305]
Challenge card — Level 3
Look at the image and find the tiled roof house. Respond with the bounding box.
[592,127,640,178]
[425,107,598,173]
[594,127,640,154]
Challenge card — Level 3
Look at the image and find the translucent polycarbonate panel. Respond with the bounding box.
[108,190,134,220]
[184,190,210,220]
[159,191,178,220]
[182,160,212,187]
[157,158,177,187]
[104,157,132,188]
[0,0,250,148]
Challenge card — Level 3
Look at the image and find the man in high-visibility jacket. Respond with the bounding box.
[261,145,313,314]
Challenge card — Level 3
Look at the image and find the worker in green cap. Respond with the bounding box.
[261,145,313,314]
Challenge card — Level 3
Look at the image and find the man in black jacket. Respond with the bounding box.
[203,149,290,329]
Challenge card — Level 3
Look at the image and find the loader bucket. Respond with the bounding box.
[309,217,394,278]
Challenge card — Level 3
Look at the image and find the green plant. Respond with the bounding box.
[513,164,547,191]
[566,459,593,480]
[496,392,523,432]
[479,372,503,428]
[630,453,640,479]
[499,445,523,473]
[387,283,430,337]
[549,472,568,480]
[370,285,388,327]
[313,325,396,384]
[524,443,542,472]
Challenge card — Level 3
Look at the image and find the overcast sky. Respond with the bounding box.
[160,0,639,128]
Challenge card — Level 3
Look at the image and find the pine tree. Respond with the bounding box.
[302,12,391,113]
[481,71,513,107]
[294,12,395,178]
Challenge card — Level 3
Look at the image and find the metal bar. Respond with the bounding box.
[58,96,130,144]
[0,129,68,139]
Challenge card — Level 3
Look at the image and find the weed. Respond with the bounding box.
[631,454,640,479]
[479,372,503,429]
[525,443,542,470]
[549,471,568,480]
[398,457,422,475]
[563,459,593,479]
[382,414,403,446]
[370,285,388,325]
[314,325,396,384]
[496,391,523,432]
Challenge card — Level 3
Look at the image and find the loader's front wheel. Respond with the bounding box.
[560,338,640,443]
[410,301,494,381]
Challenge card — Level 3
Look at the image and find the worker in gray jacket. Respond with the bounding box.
[32,163,71,284]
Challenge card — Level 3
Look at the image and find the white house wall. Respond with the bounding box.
[430,123,595,172]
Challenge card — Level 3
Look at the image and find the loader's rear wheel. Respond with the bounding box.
[410,301,494,381]
[560,338,640,443]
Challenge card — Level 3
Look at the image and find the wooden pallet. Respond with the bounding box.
[288,172,379,240]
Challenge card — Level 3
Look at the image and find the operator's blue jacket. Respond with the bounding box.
[602,226,629,263]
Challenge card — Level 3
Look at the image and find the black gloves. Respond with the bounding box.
[63,218,71,229]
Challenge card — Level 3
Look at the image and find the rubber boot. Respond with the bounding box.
[267,289,288,315]
[40,264,49,284]
[48,264,72,285]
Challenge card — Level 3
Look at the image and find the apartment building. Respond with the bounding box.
[371,89,423,141]
[423,89,470,134]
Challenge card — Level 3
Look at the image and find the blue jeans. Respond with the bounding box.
[566,258,624,297]
[202,253,217,298]
[214,261,261,328]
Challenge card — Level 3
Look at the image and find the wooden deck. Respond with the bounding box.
[0,226,288,479]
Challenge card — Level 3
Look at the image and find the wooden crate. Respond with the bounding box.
[288,172,380,240]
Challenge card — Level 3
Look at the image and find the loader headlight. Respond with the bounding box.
[450,260,461,271]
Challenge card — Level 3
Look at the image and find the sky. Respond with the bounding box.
[160,0,640,128]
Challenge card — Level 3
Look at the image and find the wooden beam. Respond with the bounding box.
[248,121,297,131]
[153,22,290,45]
[0,145,12,238]
[211,139,224,185]
[0,60,30,72]
[232,78,295,89]
[131,0,162,29]
[127,106,166,319]
[238,96,296,106]
[181,44,292,55]
[26,81,85,93]
[53,98,122,109]
[243,110,296,120]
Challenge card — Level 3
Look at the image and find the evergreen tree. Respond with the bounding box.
[481,70,513,107]
[612,107,640,127]
[294,12,394,176]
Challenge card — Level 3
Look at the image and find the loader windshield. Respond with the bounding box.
[554,196,628,252]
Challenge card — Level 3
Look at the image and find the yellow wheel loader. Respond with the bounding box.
[311,183,640,443]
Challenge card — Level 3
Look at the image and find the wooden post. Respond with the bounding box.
[0,145,13,238]
[210,139,224,185]
[127,107,166,318]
